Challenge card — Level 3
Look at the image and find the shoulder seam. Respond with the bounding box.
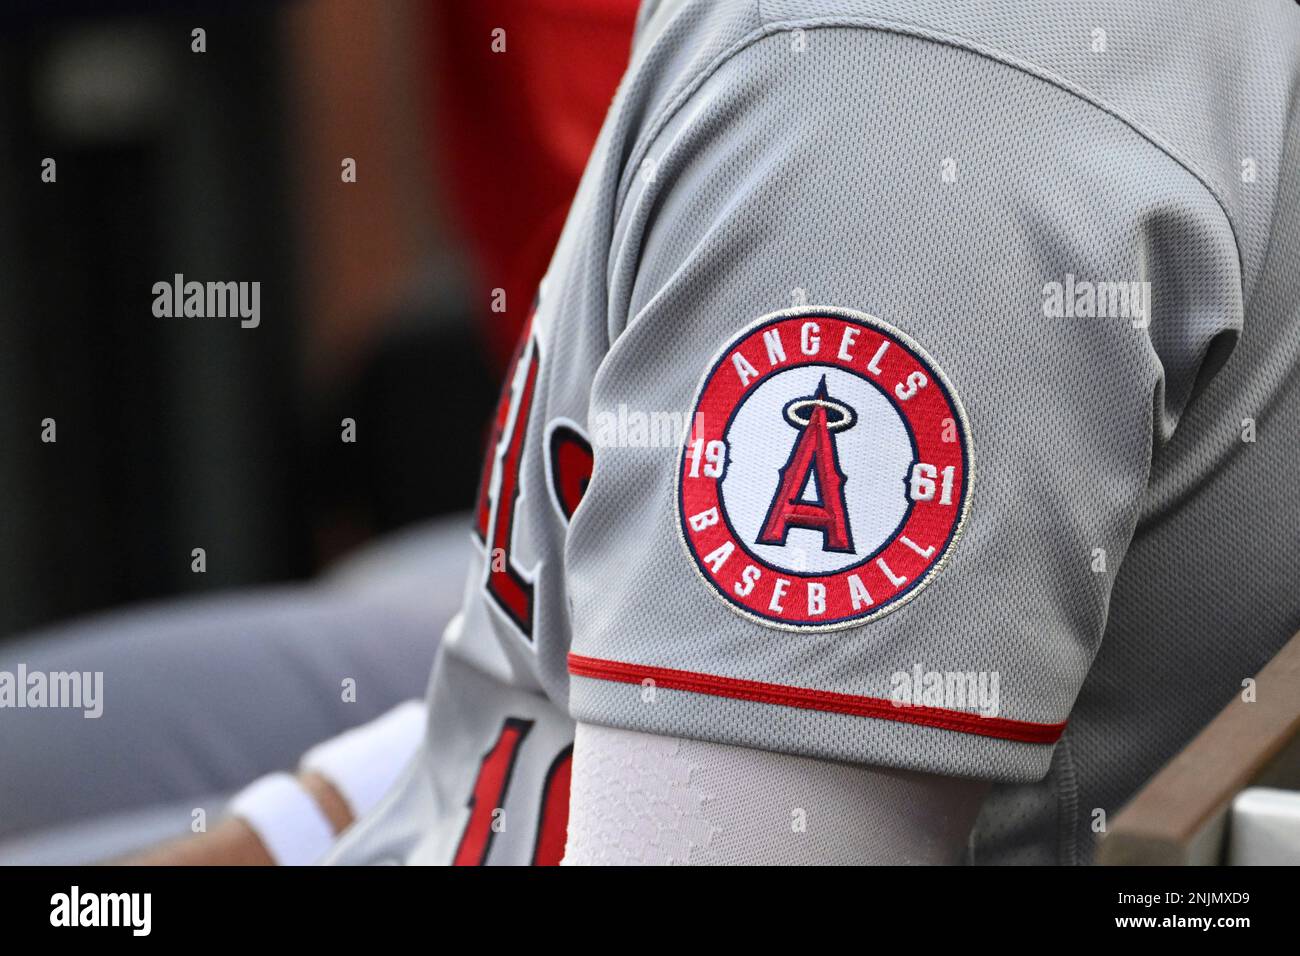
[617,12,1245,294]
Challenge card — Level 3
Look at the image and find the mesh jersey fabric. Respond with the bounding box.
[328,0,1300,866]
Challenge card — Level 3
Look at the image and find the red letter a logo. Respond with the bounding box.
[756,376,856,554]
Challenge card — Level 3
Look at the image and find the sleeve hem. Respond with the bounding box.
[568,657,1065,784]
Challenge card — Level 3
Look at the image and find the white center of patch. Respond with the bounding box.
[719,365,914,575]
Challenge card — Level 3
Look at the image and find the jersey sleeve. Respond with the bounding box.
[563,24,1243,782]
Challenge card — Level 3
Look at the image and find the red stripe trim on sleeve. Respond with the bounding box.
[567,653,1066,744]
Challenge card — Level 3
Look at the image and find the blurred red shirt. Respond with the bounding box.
[431,0,639,369]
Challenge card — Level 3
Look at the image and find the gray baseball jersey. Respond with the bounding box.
[328,0,1300,865]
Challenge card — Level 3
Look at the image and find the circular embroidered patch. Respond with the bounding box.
[676,307,972,631]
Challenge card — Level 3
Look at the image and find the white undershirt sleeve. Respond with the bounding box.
[562,722,988,866]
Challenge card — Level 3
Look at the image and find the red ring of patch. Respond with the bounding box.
[677,309,972,631]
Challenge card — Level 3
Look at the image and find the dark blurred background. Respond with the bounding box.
[0,0,637,638]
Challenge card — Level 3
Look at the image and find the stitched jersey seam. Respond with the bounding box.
[615,11,1246,305]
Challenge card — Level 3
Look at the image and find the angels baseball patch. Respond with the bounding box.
[677,307,972,631]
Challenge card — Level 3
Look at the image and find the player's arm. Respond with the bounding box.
[120,700,425,865]
[558,21,1240,863]
[563,723,986,865]
[122,771,353,866]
